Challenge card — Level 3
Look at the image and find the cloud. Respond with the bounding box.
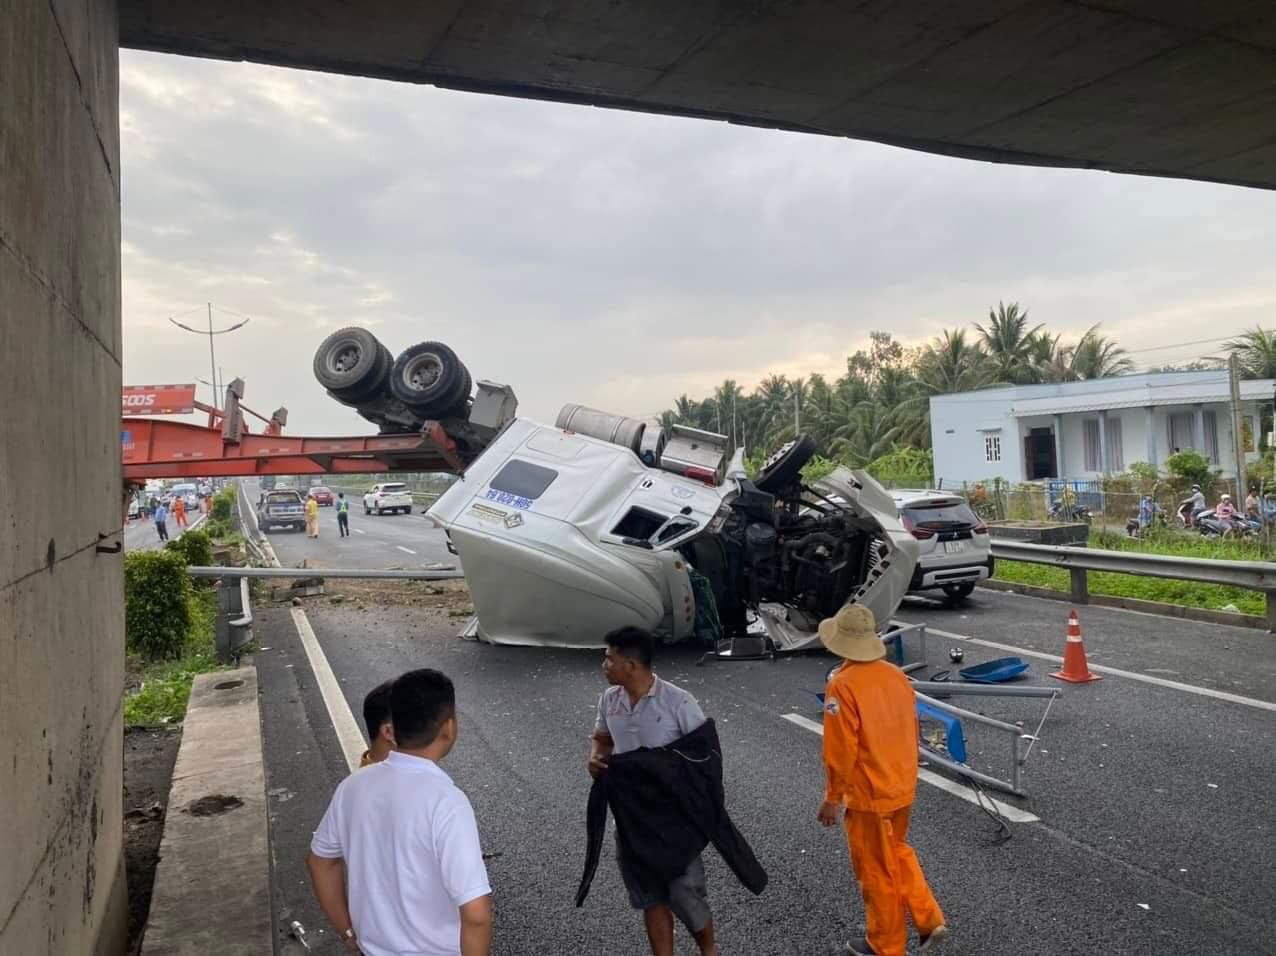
[120,50,1276,434]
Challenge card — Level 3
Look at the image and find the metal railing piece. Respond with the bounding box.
[989,539,1276,627]
[188,566,463,580]
[215,574,255,662]
[915,690,1032,796]
[909,682,1059,699]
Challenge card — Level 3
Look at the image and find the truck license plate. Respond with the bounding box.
[944,541,966,554]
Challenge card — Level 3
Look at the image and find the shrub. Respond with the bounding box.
[1166,450,1216,489]
[165,528,214,568]
[211,486,235,521]
[866,446,934,487]
[203,517,232,540]
[800,455,839,482]
[125,551,193,661]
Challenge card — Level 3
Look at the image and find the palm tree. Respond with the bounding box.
[1216,326,1276,379]
[976,302,1043,385]
[830,402,901,467]
[672,394,698,424]
[1069,324,1134,379]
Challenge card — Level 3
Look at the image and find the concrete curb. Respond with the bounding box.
[141,667,272,956]
[980,579,1268,630]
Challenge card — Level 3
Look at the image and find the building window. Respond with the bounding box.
[984,434,1001,463]
[1168,412,1194,453]
[1083,419,1101,471]
[1105,417,1124,472]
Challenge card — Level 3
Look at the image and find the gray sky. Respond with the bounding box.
[121,50,1276,433]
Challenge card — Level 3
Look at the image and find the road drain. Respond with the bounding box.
[214,679,245,690]
[184,794,244,816]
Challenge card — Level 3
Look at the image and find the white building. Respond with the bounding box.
[929,371,1273,485]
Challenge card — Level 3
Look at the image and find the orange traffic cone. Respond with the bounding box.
[1050,610,1103,683]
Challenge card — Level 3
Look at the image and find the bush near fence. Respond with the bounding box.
[124,550,194,661]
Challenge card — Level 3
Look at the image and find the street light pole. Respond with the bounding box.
[168,303,249,408]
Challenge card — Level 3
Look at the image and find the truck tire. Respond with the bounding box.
[389,341,469,416]
[314,328,392,402]
[755,434,818,493]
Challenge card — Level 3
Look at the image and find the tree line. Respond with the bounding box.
[658,303,1276,474]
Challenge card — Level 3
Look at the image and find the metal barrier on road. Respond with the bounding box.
[215,574,254,662]
[990,540,1276,629]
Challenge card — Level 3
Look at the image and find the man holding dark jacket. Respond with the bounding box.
[586,626,718,956]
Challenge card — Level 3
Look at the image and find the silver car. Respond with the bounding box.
[892,489,993,601]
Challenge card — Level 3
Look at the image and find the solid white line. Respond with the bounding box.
[354,529,366,535]
[396,545,416,555]
[290,608,365,773]
[914,624,1276,714]
[780,713,1040,823]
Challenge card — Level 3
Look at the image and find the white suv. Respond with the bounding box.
[892,489,993,601]
[363,482,414,515]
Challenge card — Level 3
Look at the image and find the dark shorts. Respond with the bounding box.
[616,838,711,933]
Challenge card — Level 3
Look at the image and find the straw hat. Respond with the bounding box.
[818,604,884,662]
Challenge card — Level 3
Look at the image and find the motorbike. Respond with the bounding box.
[1050,500,1092,523]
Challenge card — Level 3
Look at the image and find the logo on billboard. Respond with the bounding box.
[122,384,197,416]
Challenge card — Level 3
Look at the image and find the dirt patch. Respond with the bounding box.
[123,726,181,956]
[294,577,473,611]
[183,793,244,816]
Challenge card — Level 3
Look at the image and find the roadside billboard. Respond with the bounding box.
[122,384,197,416]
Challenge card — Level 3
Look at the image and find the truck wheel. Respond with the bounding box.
[313,328,392,402]
[755,434,818,493]
[389,341,469,416]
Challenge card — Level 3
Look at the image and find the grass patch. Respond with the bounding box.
[124,589,224,726]
[993,529,1268,616]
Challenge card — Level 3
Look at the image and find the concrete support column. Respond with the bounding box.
[1097,410,1109,476]
[1194,403,1206,457]
[1145,406,1156,466]
[0,2,127,953]
[1053,413,1065,477]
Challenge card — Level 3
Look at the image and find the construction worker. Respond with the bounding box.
[816,604,947,956]
[172,494,187,529]
[305,492,320,538]
[336,493,351,537]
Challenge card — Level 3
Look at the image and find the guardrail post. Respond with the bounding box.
[1070,567,1089,604]
[215,574,237,661]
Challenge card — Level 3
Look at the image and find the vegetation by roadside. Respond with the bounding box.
[124,526,238,726]
[993,529,1268,616]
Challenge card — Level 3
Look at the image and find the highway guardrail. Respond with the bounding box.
[989,540,1276,628]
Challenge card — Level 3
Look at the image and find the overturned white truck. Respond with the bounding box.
[313,328,918,651]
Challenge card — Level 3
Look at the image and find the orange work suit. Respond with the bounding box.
[172,499,187,528]
[823,659,944,956]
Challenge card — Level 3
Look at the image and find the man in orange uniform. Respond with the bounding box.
[816,604,948,956]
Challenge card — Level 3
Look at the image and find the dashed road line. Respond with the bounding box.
[912,624,1276,714]
[354,529,366,534]
[396,545,416,555]
[780,713,1040,823]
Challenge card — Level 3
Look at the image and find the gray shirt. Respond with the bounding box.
[594,676,707,755]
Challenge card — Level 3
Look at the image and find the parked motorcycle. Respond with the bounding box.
[1050,500,1092,523]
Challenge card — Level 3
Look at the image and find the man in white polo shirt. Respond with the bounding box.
[307,669,492,956]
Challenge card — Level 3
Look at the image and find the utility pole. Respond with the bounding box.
[794,384,801,435]
[169,303,249,408]
[1229,353,1248,502]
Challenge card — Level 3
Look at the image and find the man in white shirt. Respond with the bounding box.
[307,669,493,956]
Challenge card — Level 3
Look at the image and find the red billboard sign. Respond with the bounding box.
[122,384,197,416]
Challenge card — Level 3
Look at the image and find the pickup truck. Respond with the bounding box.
[363,482,414,515]
[257,490,306,532]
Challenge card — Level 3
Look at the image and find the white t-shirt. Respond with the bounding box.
[310,751,491,956]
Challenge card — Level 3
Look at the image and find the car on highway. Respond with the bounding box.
[891,489,993,601]
[363,482,413,515]
[310,486,335,507]
[170,482,201,510]
[257,489,307,533]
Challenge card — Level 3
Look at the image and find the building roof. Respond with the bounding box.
[930,370,1276,417]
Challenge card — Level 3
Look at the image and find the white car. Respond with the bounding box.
[429,421,918,650]
[363,482,414,515]
[891,489,993,601]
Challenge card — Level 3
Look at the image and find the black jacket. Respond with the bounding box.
[575,718,767,906]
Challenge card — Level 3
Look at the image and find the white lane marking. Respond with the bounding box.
[290,608,365,773]
[354,529,366,535]
[914,624,1276,714]
[396,546,416,555]
[780,713,1040,824]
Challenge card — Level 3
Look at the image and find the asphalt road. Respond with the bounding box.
[243,479,456,571]
[253,585,1276,955]
[123,508,207,553]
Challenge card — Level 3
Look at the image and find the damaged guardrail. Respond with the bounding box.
[989,540,1276,628]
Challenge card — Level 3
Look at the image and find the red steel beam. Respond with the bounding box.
[121,418,456,479]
